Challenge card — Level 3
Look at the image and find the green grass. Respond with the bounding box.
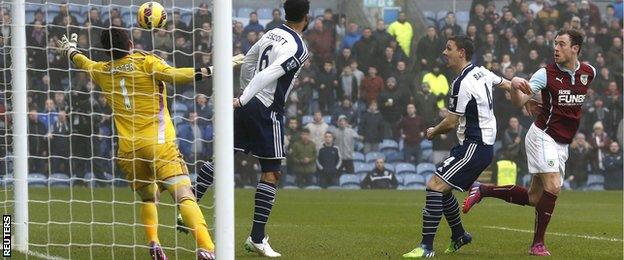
[2,188,622,259]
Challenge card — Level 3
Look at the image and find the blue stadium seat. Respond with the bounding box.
[402,174,426,190]
[353,152,365,163]
[339,174,361,189]
[237,7,254,18]
[456,11,470,23]
[416,163,436,175]
[301,115,313,125]
[173,102,189,113]
[28,173,47,187]
[354,141,364,152]
[586,174,605,191]
[420,139,433,150]
[436,10,449,21]
[384,163,395,173]
[385,151,404,164]
[323,115,332,124]
[354,162,372,175]
[365,151,385,163]
[421,149,433,163]
[49,173,71,187]
[379,139,399,153]
[257,8,272,20]
[395,163,416,175]
[357,172,368,182]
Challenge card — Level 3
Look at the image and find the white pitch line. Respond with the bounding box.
[25,250,69,260]
[483,226,623,242]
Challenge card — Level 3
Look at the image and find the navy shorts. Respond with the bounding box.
[435,141,493,191]
[234,97,285,161]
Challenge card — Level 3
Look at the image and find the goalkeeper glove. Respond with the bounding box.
[56,33,82,60]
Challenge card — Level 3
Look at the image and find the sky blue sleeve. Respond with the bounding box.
[529,68,547,93]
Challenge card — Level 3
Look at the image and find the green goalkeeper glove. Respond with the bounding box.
[56,33,82,60]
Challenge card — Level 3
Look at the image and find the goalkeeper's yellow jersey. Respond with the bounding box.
[72,51,197,152]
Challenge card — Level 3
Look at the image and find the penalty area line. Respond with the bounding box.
[25,250,69,260]
[483,225,623,242]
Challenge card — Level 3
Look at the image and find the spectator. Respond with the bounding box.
[306,19,335,67]
[412,82,438,126]
[49,111,71,174]
[470,3,491,32]
[28,109,47,173]
[585,99,612,133]
[603,141,623,190]
[502,117,526,162]
[52,3,78,26]
[265,9,284,31]
[390,61,414,94]
[536,3,559,30]
[26,20,47,70]
[606,37,623,87]
[422,64,449,109]
[359,102,384,153]
[316,61,338,114]
[242,31,258,54]
[39,99,58,132]
[316,132,342,188]
[289,129,317,187]
[387,12,413,57]
[285,118,300,149]
[360,66,384,105]
[333,115,362,174]
[372,19,392,55]
[589,121,611,172]
[398,104,425,164]
[193,3,212,29]
[349,60,365,85]
[177,112,205,162]
[602,4,617,26]
[566,133,592,189]
[529,0,545,18]
[173,36,193,67]
[442,12,463,35]
[378,47,398,79]
[416,26,444,71]
[321,8,337,41]
[352,27,378,73]
[340,22,361,49]
[172,10,190,33]
[332,98,357,126]
[335,47,354,72]
[233,21,245,44]
[235,153,258,188]
[243,11,264,35]
[360,158,398,189]
[195,94,213,128]
[377,77,407,138]
[525,49,542,73]
[153,28,173,53]
[338,66,359,102]
[305,111,329,150]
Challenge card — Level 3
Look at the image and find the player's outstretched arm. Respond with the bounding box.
[149,54,245,85]
[57,33,97,71]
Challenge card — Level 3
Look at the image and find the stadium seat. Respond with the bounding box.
[49,173,71,187]
[357,172,368,182]
[416,163,436,175]
[28,173,47,187]
[354,141,364,152]
[282,174,297,186]
[353,152,365,163]
[257,8,272,20]
[313,8,325,18]
[420,139,433,150]
[436,10,449,21]
[354,162,372,175]
[395,163,417,175]
[385,151,404,164]
[323,115,332,124]
[402,174,426,190]
[1,174,13,187]
[301,115,313,125]
[384,164,395,173]
[339,174,361,189]
[237,7,254,18]
[421,149,433,163]
[365,151,385,163]
[379,139,399,153]
[173,102,189,113]
[586,174,605,191]
[305,185,322,190]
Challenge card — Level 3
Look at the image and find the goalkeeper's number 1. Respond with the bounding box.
[120,78,132,110]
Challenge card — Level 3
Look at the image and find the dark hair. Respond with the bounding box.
[557,29,584,55]
[301,128,311,134]
[283,0,310,22]
[100,28,131,60]
[449,35,474,61]
[249,11,257,16]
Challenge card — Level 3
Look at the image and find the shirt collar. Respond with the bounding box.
[556,61,580,77]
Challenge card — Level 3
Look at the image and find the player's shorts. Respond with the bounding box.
[435,141,493,191]
[117,141,189,191]
[525,123,569,176]
[234,97,285,161]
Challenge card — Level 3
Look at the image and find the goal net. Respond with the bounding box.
[0,0,225,258]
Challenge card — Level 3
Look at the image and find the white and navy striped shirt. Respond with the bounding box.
[447,64,501,145]
[239,24,309,113]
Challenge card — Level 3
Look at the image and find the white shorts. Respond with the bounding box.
[525,123,569,176]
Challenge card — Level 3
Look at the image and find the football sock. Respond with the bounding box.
[480,185,529,205]
[250,181,277,243]
[533,191,557,245]
[179,199,215,251]
[140,202,159,244]
[420,189,444,250]
[194,161,214,201]
[442,193,465,240]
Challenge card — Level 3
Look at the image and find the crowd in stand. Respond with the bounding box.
[0,0,621,190]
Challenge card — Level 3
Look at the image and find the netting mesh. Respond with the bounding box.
[0,1,219,258]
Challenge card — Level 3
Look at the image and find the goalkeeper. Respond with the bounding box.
[57,29,243,260]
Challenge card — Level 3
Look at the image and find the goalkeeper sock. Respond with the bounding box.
[420,189,443,250]
[179,199,215,251]
[250,181,277,243]
[442,193,465,240]
[194,162,214,201]
[140,202,159,244]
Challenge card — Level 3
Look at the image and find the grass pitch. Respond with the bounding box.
[2,188,622,259]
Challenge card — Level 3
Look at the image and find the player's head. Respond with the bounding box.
[554,29,583,64]
[283,0,310,31]
[101,28,132,60]
[443,36,474,69]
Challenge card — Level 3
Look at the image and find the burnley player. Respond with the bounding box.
[402,36,531,258]
[463,29,595,256]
